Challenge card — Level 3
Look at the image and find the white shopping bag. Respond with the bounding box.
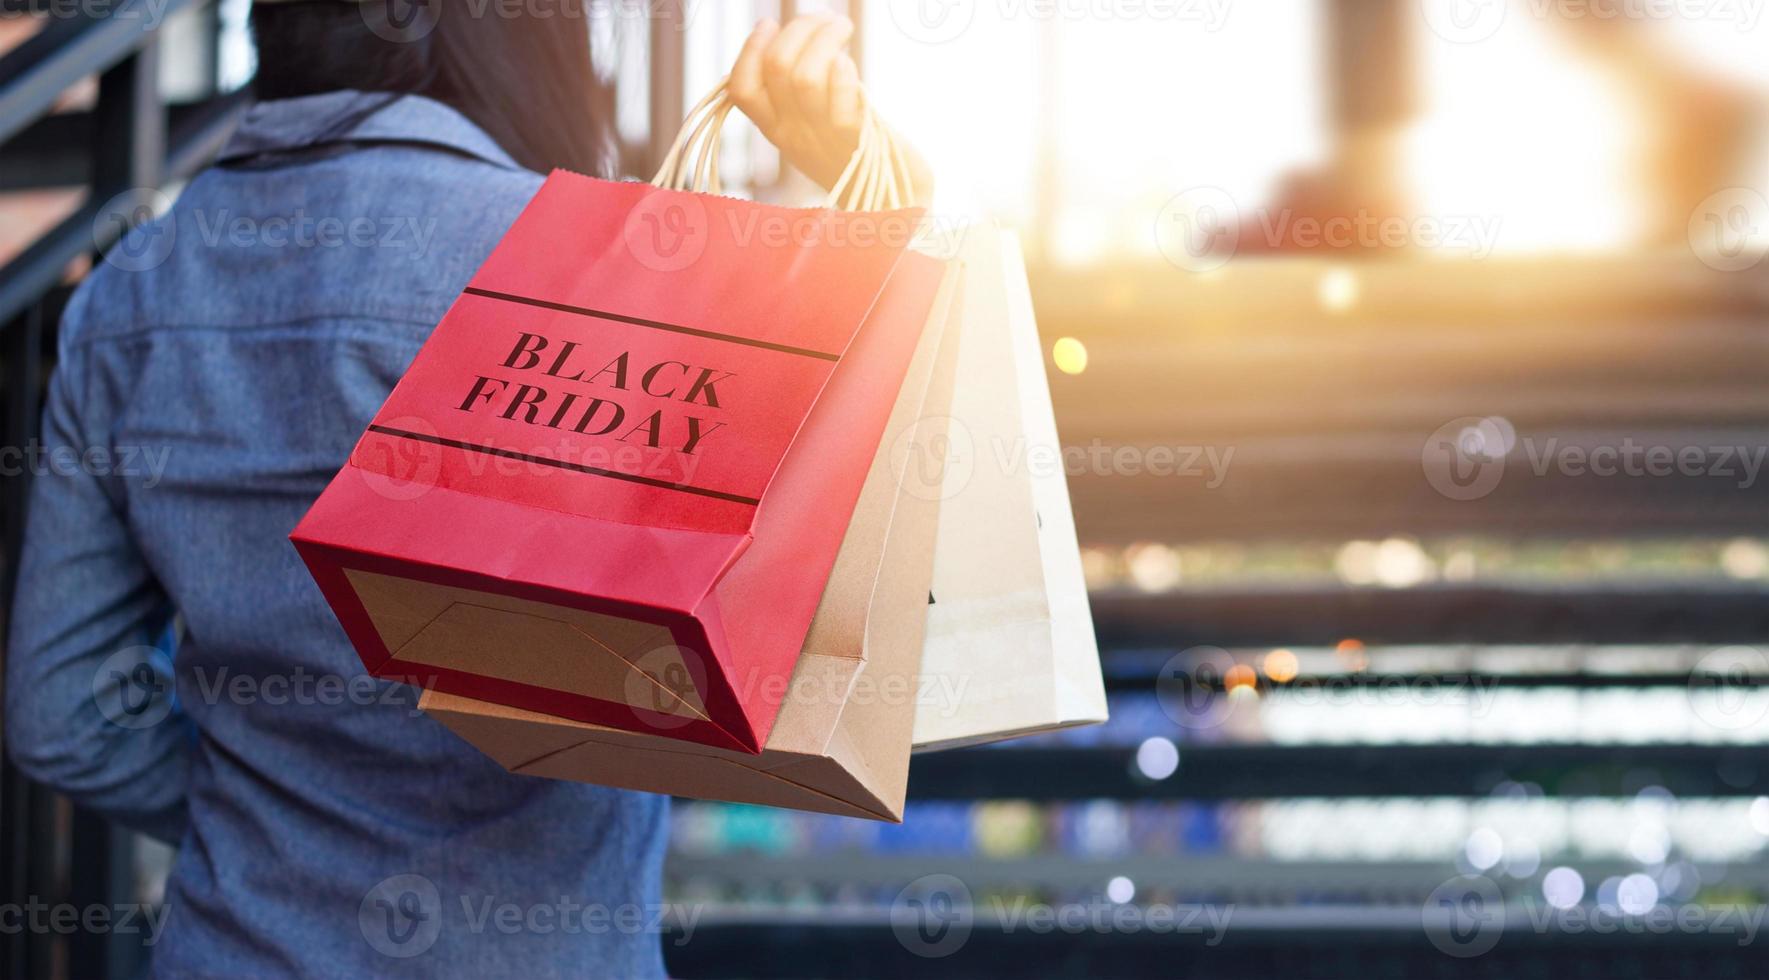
[911,223,1109,751]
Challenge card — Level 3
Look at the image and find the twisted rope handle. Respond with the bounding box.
[650,78,915,211]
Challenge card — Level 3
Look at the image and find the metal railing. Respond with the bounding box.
[0,3,241,976]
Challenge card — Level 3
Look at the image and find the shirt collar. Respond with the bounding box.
[216,90,523,171]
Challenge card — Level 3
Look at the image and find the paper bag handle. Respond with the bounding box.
[650,78,917,212]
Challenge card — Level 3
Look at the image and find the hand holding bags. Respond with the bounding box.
[415,89,961,820]
[292,83,939,754]
[294,82,1108,819]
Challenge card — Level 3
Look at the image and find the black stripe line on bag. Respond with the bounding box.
[461,287,842,361]
[364,425,762,505]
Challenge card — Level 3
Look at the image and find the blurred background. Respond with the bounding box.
[3,0,1768,976]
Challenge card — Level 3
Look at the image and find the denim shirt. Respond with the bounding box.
[5,91,669,979]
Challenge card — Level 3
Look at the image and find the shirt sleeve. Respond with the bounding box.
[5,305,193,846]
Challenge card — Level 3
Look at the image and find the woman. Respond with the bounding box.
[5,5,925,977]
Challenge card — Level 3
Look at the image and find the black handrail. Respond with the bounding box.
[0,86,248,327]
[1,6,231,977]
[0,0,193,144]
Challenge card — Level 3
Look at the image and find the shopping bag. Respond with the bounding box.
[421,259,963,820]
[911,223,1109,751]
[292,87,936,754]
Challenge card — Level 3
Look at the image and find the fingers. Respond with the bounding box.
[792,17,856,131]
[726,14,870,194]
[828,54,863,139]
[728,19,780,133]
[760,14,835,135]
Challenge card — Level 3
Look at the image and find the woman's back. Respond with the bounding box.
[5,91,669,979]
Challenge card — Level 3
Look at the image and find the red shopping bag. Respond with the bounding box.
[291,169,938,753]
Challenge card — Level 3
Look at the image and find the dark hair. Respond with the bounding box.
[250,0,617,177]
